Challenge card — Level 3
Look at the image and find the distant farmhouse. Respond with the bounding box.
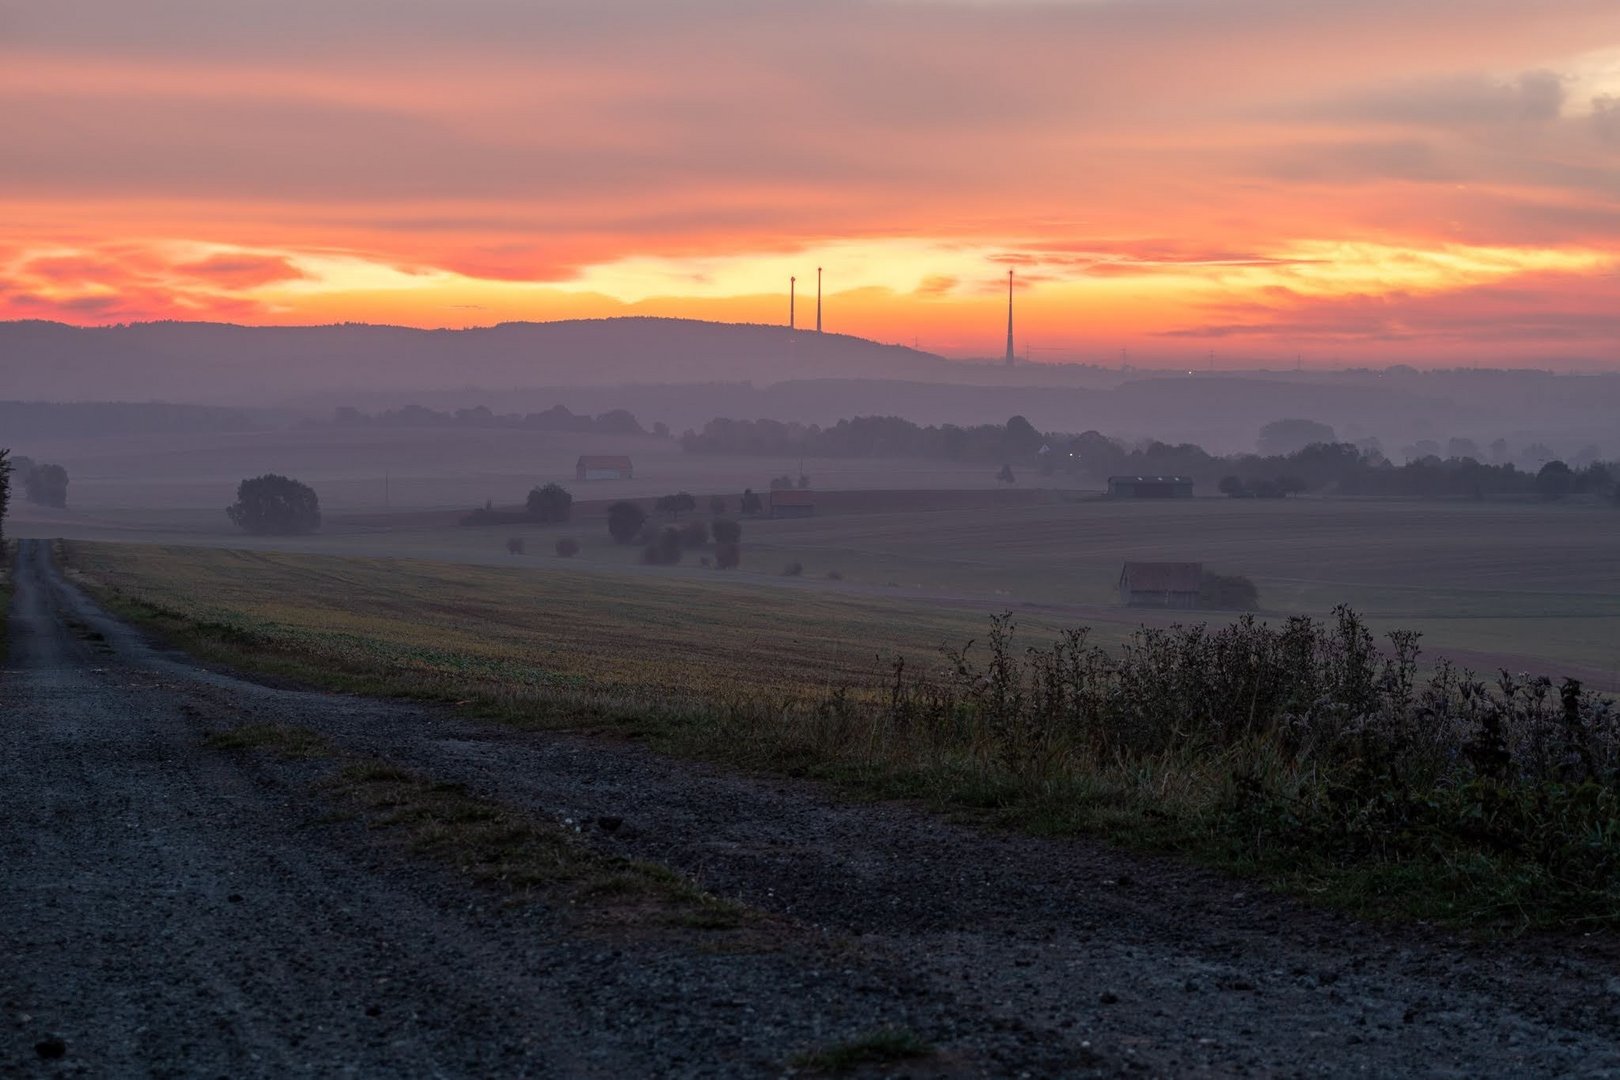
[768,489,816,519]
[1108,475,1194,498]
[1119,562,1203,608]
[576,455,633,481]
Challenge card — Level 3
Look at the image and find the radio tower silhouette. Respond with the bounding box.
[789,276,796,330]
[816,267,823,333]
[1004,269,1015,367]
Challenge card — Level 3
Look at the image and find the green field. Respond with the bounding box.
[64,542,1070,706]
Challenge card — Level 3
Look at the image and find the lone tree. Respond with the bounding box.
[1257,418,1337,456]
[641,526,683,566]
[996,464,1016,484]
[527,482,573,523]
[655,491,697,519]
[1536,460,1574,500]
[712,518,742,545]
[23,462,69,508]
[606,500,647,544]
[740,488,763,516]
[226,474,321,534]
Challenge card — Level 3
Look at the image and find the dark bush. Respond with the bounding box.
[1200,572,1259,610]
[555,537,579,557]
[607,500,646,544]
[506,536,525,555]
[714,542,740,569]
[782,561,804,577]
[22,461,69,507]
[712,518,742,545]
[527,482,573,522]
[740,489,763,516]
[641,526,683,565]
[879,607,1620,925]
[226,474,321,535]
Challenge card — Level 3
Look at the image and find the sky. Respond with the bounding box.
[2,0,1618,367]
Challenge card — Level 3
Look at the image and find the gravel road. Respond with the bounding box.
[4,537,1619,1077]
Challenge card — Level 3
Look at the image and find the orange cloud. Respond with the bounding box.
[1,1,1617,365]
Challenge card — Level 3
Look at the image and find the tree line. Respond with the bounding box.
[680,414,1046,463]
[681,413,1619,501]
[327,404,657,436]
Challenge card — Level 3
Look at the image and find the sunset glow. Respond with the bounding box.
[4,1,1618,366]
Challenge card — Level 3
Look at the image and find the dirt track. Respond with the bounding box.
[4,537,1620,1077]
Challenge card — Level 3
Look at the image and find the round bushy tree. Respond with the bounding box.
[1536,460,1574,500]
[607,500,646,544]
[641,527,683,566]
[226,474,321,534]
[527,482,573,523]
[712,518,742,545]
[23,462,69,508]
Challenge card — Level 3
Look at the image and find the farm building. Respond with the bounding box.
[1118,562,1203,608]
[1107,475,1194,498]
[575,455,633,481]
[768,489,816,518]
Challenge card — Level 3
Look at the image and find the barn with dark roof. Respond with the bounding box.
[1118,562,1203,608]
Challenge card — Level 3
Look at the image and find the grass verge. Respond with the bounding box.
[205,723,337,760]
[790,1027,935,1073]
[210,724,749,931]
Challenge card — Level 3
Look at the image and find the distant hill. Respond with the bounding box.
[4,318,1618,456]
[0,318,954,402]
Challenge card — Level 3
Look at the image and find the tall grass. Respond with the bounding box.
[695,609,1620,928]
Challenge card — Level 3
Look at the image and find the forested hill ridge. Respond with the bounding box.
[6,318,1620,454]
[0,317,950,401]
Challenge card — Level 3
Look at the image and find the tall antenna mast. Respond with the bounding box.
[1004,269,1015,367]
[816,267,823,333]
[789,276,796,330]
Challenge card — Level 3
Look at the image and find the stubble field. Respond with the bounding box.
[49,488,1620,689]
